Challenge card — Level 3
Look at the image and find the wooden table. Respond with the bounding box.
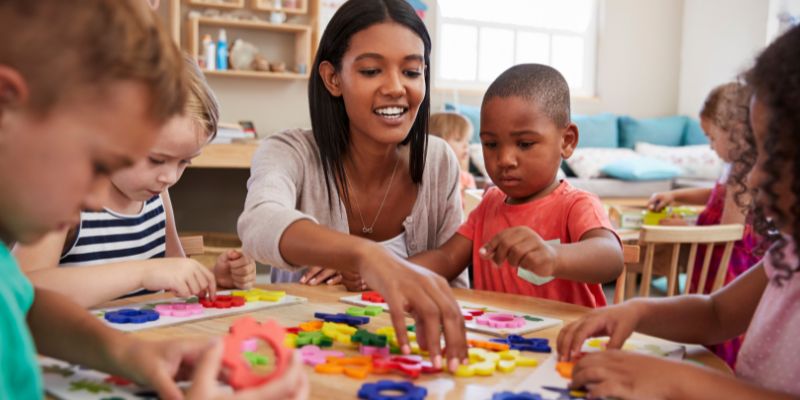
[107,284,730,399]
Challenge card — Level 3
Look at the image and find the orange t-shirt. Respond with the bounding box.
[457,181,617,308]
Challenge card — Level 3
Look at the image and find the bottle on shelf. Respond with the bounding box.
[202,34,216,71]
[217,29,228,71]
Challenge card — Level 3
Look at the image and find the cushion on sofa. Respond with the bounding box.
[444,102,481,143]
[600,157,681,181]
[573,113,619,148]
[635,142,722,180]
[619,116,688,149]
[565,148,639,179]
[683,118,710,145]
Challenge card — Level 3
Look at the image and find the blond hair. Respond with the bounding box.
[429,112,472,142]
[0,0,187,123]
[183,55,219,139]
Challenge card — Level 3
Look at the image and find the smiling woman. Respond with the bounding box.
[237,0,471,372]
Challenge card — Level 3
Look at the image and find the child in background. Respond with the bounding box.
[648,82,762,368]
[557,25,800,399]
[13,56,256,308]
[0,1,305,398]
[412,64,623,308]
[429,112,477,204]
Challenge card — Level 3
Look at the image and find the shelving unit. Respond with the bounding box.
[188,16,311,79]
[161,0,317,81]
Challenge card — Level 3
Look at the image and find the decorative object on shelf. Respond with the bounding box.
[269,61,286,73]
[296,63,307,74]
[252,55,270,71]
[271,11,287,23]
[216,28,229,70]
[229,38,259,70]
[270,0,287,23]
[202,34,216,70]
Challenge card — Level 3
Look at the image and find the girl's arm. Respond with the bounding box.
[631,262,766,344]
[573,349,797,400]
[162,190,186,258]
[408,234,473,282]
[558,262,767,358]
[23,258,215,308]
[648,188,712,211]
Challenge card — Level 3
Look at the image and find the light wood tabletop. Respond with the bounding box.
[103,284,731,399]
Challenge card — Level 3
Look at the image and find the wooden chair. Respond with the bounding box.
[614,244,641,304]
[179,235,205,256]
[623,224,745,300]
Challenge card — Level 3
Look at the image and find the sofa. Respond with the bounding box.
[446,103,721,198]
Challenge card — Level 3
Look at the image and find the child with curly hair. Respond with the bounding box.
[557,25,800,399]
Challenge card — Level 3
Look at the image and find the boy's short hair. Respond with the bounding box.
[0,0,187,123]
[483,64,571,128]
[429,112,472,142]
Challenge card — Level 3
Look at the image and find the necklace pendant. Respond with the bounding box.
[362,227,373,234]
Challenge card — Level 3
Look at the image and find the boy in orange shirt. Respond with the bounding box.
[412,64,622,307]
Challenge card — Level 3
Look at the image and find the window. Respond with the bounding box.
[435,0,598,96]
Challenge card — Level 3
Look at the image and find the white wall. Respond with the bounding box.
[429,0,685,118]
[203,0,687,138]
[677,0,769,116]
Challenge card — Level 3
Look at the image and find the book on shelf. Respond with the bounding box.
[212,122,257,144]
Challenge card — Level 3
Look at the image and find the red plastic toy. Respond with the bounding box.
[361,291,385,303]
[200,295,245,309]
[222,317,290,390]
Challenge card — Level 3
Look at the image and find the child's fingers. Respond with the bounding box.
[196,265,217,298]
[227,249,242,260]
[300,266,323,284]
[505,240,539,268]
[310,268,338,285]
[185,340,223,398]
[326,273,342,285]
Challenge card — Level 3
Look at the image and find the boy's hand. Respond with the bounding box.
[571,350,685,400]
[186,340,309,400]
[647,192,675,211]
[142,258,217,299]
[300,266,342,286]
[556,302,644,361]
[480,227,560,277]
[214,250,256,289]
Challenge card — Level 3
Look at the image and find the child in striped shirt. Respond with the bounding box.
[13,57,256,308]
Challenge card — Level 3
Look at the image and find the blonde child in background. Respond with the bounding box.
[648,82,762,368]
[0,1,306,398]
[412,64,623,308]
[13,56,257,308]
[429,112,477,204]
[557,25,800,400]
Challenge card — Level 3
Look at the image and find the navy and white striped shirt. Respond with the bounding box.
[60,196,167,266]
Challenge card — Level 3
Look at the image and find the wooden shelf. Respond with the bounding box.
[188,0,245,9]
[252,0,308,14]
[203,69,309,79]
[193,16,310,32]
[190,142,259,169]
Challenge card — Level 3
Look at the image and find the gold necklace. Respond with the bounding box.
[345,156,401,234]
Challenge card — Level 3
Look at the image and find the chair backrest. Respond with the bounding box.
[179,235,205,256]
[635,224,744,298]
[614,244,641,304]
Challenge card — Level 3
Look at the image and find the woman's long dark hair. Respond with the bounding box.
[308,0,431,207]
[744,25,800,284]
